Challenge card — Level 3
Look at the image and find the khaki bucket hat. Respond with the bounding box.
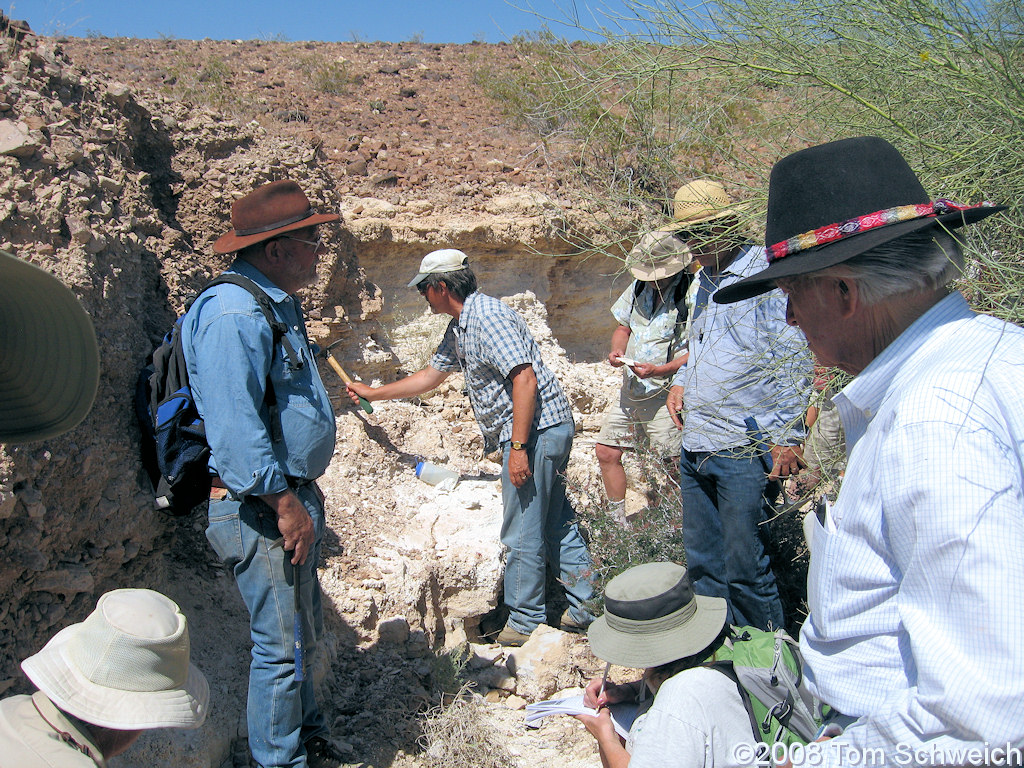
[588,562,727,668]
[21,589,209,730]
[626,231,693,281]
[0,250,100,444]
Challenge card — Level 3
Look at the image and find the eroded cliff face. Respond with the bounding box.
[0,16,377,693]
[1,17,637,766]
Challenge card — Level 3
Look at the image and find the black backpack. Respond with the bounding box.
[135,273,298,515]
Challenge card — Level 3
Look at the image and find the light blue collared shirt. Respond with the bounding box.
[672,245,811,451]
[181,259,336,497]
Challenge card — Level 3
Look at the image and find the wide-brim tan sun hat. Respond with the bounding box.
[588,562,727,669]
[658,179,745,231]
[22,589,209,730]
[627,231,693,281]
[213,179,339,254]
[0,250,100,444]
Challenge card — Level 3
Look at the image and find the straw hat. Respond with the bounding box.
[626,231,692,281]
[715,136,1006,304]
[588,562,727,668]
[213,180,339,254]
[21,589,209,730]
[658,180,744,232]
[0,250,99,444]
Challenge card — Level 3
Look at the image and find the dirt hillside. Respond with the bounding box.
[0,15,664,767]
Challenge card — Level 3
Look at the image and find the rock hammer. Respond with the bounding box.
[323,339,373,414]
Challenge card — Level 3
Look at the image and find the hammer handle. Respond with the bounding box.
[326,354,374,414]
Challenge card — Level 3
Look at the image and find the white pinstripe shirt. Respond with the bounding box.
[801,292,1024,766]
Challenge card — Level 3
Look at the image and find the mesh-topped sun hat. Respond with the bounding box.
[22,588,209,730]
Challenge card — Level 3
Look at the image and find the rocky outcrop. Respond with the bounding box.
[0,14,375,695]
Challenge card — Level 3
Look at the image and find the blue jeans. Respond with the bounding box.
[500,421,595,633]
[679,447,784,630]
[206,483,327,768]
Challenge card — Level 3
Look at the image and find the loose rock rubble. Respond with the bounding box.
[0,13,648,767]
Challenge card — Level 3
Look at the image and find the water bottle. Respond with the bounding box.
[415,461,460,489]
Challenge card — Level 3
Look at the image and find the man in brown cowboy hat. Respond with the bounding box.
[180,180,355,768]
[663,180,812,632]
[715,136,1024,762]
[0,588,208,767]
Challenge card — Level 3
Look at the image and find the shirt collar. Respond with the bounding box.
[719,243,760,280]
[228,258,292,304]
[839,291,971,432]
[456,291,481,332]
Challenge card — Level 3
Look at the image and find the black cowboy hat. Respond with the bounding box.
[714,136,1006,304]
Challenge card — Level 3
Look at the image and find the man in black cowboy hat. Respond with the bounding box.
[181,181,357,768]
[715,136,1024,762]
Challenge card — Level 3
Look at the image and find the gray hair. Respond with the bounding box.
[824,227,965,306]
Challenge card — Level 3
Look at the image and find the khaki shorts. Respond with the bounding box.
[596,384,681,458]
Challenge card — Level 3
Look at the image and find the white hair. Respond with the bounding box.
[823,227,965,306]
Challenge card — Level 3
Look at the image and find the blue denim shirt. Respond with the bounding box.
[430,291,574,453]
[672,245,811,451]
[181,259,336,497]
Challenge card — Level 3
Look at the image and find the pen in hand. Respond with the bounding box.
[597,661,611,706]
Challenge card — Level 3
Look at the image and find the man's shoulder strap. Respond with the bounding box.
[192,273,300,369]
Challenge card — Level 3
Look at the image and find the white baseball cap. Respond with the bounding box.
[407,248,469,287]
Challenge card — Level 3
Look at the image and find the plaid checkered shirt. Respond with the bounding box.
[430,292,573,453]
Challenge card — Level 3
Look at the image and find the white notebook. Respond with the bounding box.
[524,694,640,740]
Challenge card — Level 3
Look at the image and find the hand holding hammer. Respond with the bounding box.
[323,340,373,414]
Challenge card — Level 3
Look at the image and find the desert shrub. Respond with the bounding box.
[428,645,470,703]
[163,52,254,114]
[573,439,688,599]
[509,0,1023,322]
[417,685,517,768]
[300,55,351,96]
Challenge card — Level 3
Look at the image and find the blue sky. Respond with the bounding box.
[7,0,648,43]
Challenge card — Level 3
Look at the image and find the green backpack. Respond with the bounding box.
[708,626,825,753]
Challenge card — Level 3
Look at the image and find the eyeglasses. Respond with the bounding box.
[282,235,325,252]
[417,281,430,296]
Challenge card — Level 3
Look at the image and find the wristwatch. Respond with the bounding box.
[510,441,527,451]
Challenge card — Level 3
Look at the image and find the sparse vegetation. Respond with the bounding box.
[428,645,470,702]
[497,0,1023,322]
[417,685,518,768]
[573,439,687,600]
[300,54,351,95]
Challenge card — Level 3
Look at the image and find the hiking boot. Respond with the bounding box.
[560,609,592,634]
[305,736,374,768]
[495,623,532,647]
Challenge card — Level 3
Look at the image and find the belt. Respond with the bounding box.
[209,475,314,499]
